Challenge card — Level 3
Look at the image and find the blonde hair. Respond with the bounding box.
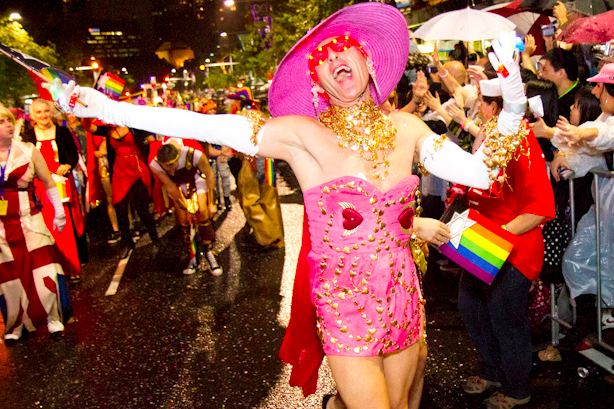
[0,106,16,125]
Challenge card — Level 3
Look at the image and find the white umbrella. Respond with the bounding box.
[411,7,517,42]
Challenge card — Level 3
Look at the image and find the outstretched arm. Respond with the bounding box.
[47,81,302,162]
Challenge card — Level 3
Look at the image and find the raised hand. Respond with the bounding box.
[431,43,440,67]
[556,116,584,145]
[411,70,429,100]
[467,66,488,84]
[553,1,568,26]
[523,34,536,57]
[424,91,441,112]
[446,103,467,125]
[43,79,110,119]
[488,32,525,104]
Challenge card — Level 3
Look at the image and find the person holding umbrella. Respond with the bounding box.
[48,3,528,408]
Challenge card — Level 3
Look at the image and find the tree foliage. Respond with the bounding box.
[0,18,61,106]
[232,0,356,82]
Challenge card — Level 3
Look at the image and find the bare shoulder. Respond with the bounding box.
[389,111,433,143]
[390,111,431,134]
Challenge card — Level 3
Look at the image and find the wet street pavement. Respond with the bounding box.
[1,162,613,408]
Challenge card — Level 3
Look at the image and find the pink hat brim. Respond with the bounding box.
[268,3,409,118]
[587,63,614,84]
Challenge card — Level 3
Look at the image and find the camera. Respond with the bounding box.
[541,23,556,37]
[428,65,438,74]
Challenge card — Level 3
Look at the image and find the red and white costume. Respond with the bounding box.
[0,140,71,339]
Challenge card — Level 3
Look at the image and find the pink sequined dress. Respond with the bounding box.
[303,175,423,356]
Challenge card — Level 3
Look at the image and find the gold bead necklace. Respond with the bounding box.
[318,98,396,180]
[481,116,530,186]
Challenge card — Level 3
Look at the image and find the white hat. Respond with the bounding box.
[479,78,502,97]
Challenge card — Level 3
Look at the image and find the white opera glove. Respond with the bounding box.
[46,186,66,233]
[45,80,263,156]
[420,134,494,190]
[488,32,527,135]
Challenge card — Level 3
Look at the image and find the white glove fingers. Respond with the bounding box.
[488,52,502,74]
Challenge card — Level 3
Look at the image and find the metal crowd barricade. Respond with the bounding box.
[548,173,579,347]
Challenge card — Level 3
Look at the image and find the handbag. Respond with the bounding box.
[439,196,518,284]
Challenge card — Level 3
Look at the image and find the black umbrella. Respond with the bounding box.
[519,0,614,16]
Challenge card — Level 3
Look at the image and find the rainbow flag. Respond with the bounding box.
[0,43,75,102]
[264,158,276,186]
[97,72,125,99]
[439,202,518,284]
[41,67,74,85]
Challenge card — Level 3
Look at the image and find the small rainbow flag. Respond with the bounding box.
[51,174,70,203]
[97,72,125,99]
[439,201,518,284]
[189,225,197,260]
[264,158,276,187]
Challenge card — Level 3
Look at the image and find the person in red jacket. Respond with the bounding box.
[458,79,555,409]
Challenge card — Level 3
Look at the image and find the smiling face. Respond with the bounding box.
[312,36,371,107]
[30,100,52,129]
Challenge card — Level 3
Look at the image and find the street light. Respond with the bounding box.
[224,0,235,6]
[9,12,22,21]
[220,32,228,37]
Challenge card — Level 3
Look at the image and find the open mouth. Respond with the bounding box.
[333,66,352,80]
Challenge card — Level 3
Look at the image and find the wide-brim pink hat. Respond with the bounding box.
[588,63,614,84]
[268,2,409,118]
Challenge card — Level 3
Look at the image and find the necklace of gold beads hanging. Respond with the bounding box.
[318,98,396,181]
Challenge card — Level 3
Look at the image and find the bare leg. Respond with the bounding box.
[327,355,388,409]
[100,177,119,232]
[407,340,427,409]
[383,342,421,409]
[327,341,421,409]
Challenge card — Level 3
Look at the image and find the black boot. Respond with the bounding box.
[224,196,232,211]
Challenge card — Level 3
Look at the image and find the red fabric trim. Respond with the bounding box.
[278,209,324,397]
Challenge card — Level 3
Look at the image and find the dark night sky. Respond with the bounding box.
[1,0,223,83]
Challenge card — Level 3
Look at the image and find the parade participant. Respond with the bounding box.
[23,99,84,278]
[149,139,222,276]
[201,100,234,212]
[0,107,71,344]
[82,119,159,258]
[50,3,527,407]
[229,94,285,249]
[84,118,121,243]
[456,78,555,409]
